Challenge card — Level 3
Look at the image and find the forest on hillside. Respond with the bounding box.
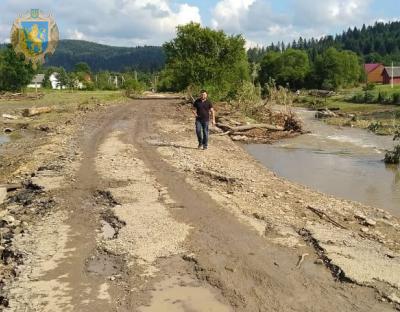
[46,40,165,72]
[1,40,165,73]
[248,21,400,65]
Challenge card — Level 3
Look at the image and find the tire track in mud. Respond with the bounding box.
[5,105,134,311]
[93,110,232,311]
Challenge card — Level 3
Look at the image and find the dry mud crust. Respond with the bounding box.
[140,99,400,310]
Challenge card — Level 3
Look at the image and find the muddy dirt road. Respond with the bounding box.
[2,98,400,311]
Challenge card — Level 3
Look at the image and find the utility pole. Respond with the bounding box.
[152,75,159,93]
[392,62,394,89]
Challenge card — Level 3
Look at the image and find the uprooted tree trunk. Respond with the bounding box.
[216,122,284,135]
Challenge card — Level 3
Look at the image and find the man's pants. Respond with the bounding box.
[195,119,209,147]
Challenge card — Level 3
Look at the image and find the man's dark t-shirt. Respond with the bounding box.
[193,99,213,122]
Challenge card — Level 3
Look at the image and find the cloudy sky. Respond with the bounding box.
[0,0,399,47]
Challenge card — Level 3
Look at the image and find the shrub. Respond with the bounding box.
[384,145,400,164]
[232,81,263,118]
[364,91,376,103]
[124,78,145,97]
[350,92,365,103]
[368,121,383,133]
[362,83,376,91]
[392,93,400,105]
[377,91,391,104]
[384,127,400,164]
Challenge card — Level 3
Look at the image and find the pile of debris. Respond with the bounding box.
[308,90,336,97]
[214,102,303,143]
[0,92,44,101]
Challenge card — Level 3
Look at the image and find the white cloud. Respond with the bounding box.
[67,29,86,40]
[293,0,373,28]
[212,0,255,31]
[0,0,201,46]
[0,0,395,47]
[211,0,376,46]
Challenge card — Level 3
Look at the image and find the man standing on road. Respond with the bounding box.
[192,90,216,150]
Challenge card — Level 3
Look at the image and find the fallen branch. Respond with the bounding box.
[296,253,309,268]
[217,131,232,136]
[307,205,348,230]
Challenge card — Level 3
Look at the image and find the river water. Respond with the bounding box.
[245,109,400,216]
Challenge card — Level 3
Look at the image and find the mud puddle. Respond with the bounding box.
[86,252,121,277]
[245,109,400,216]
[139,275,232,312]
[100,220,116,239]
[0,134,10,145]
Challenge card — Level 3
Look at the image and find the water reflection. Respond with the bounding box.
[245,109,400,216]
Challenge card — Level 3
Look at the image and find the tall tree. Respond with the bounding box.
[74,62,91,74]
[162,23,249,99]
[0,45,35,91]
[259,49,311,89]
[313,47,361,90]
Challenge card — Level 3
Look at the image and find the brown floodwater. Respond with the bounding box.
[245,109,400,216]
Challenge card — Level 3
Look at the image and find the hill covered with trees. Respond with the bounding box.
[47,40,165,72]
[1,40,165,73]
[248,21,400,65]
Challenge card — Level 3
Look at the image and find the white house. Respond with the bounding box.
[28,72,85,90]
[49,72,61,89]
[27,74,45,89]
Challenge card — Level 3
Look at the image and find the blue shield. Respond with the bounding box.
[21,21,49,55]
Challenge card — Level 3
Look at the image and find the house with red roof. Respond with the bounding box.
[382,66,400,85]
[364,63,384,83]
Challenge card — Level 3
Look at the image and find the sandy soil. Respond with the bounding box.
[0,97,399,311]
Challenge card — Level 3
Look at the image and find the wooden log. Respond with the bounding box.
[216,122,284,133]
[231,124,285,132]
[22,107,52,117]
[0,184,22,192]
[2,114,19,120]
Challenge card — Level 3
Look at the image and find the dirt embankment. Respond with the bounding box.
[0,96,399,311]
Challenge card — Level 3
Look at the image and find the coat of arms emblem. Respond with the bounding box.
[10,9,59,69]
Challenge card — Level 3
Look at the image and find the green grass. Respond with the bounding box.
[0,90,127,129]
[373,84,400,93]
[0,90,125,111]
[295,87,400,135]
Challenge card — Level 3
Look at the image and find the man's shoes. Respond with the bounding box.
[202,146,208,150]
[198,144,203,149]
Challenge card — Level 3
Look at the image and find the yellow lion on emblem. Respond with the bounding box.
[22,24,46,54]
